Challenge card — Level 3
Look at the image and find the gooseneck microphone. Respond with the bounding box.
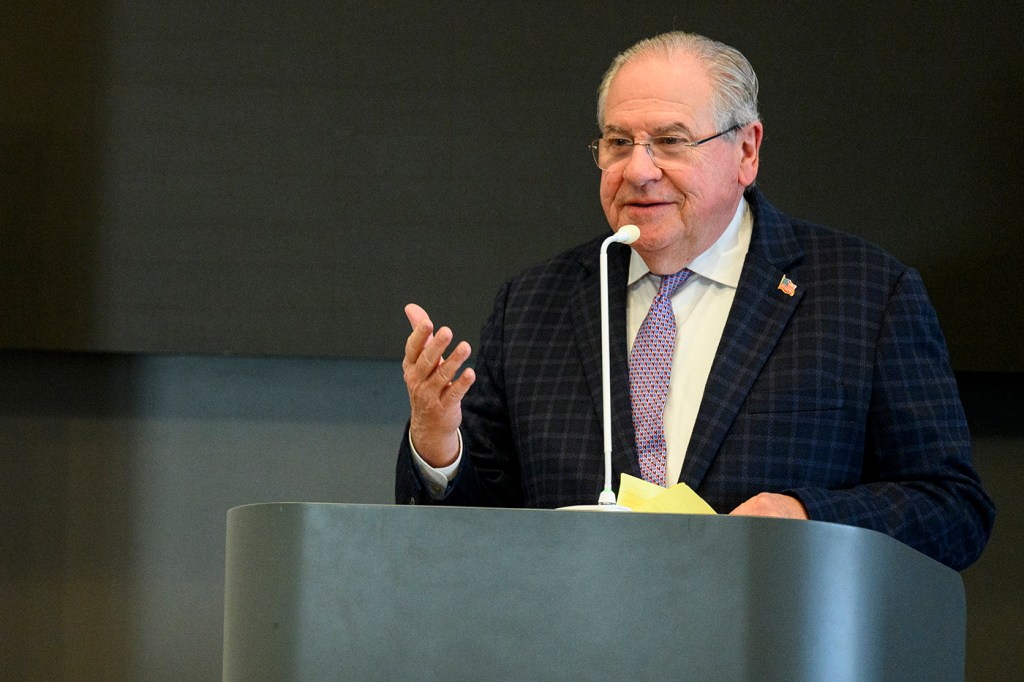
[597,224,640,506]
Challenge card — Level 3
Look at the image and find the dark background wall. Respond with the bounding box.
[2,2,1022,680]
[2,2,1022,368]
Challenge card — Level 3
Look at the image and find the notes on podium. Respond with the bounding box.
[560,474,717,514]
[616,474,717,514]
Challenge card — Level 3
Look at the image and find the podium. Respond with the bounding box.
[222,503,965,681]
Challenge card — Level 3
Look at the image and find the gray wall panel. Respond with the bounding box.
[0,351,1020,680]
[1,351,404,680]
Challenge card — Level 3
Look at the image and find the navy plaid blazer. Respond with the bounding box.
[397,188,994,570]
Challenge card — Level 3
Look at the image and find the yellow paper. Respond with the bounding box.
[617,473,717,515]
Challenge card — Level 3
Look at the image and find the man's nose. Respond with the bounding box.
[621,143,663,185]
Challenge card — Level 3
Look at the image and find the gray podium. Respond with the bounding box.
[222,503,965,681]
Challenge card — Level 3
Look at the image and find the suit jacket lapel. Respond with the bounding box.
[680,189,805,490]
[571,241,639,485]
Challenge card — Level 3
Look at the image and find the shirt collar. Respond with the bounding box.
[627,196,752,288]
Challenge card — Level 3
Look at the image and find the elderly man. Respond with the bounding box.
[396,31,994,570]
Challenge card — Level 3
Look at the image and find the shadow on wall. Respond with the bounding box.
[0,352,138,680]
[958,372,1024,681]
[0,3,108,351]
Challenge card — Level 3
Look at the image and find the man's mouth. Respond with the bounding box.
[625,200,673,211]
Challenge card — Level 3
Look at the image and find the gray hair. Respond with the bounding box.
[596,31,760,137]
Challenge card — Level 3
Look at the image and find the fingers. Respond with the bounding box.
[404,303,430,329]
[436,342,474,399]
[728,493,808,519]
[403,304,434,367]
[415,326,453,378]
[402,303,473,390]
[442,366,476,406]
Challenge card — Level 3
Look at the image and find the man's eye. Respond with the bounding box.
[653,136,689,147]
[606,137,633,148]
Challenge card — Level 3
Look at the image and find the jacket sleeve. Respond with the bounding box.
[786,268,995,570]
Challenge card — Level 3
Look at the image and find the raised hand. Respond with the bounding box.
[402,303,476,467]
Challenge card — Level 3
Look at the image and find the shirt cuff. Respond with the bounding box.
[409,429,463,499]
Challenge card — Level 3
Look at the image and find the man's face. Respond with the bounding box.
[599,53,760,272]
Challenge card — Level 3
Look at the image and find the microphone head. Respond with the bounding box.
[616,224,641,244]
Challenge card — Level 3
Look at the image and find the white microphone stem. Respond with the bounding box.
[597,225,639,506]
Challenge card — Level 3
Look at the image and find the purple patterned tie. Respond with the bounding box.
[630,269,692,486]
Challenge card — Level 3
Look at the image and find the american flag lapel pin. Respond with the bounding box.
[778,275,796,296]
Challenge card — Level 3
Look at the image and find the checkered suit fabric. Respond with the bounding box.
[396,188,995,570]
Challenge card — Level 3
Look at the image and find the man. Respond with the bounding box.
[396,32,994,570]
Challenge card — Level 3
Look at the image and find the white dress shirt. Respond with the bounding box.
[626,197,751,486]
[413,197,752,495]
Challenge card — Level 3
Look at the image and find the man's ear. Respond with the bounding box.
[738,121,763,187]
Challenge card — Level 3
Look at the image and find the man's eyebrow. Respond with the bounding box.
[602,125,632,136]
[602,122,696,137]
[651,122,695,136]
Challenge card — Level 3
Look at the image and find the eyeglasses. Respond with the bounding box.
[589,124,743,171]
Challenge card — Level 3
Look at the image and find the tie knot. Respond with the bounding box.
[657,269,692,299]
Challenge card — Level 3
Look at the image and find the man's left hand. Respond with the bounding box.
[729,493,809,519]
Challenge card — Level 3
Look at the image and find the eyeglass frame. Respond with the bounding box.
[588,123,745,170]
